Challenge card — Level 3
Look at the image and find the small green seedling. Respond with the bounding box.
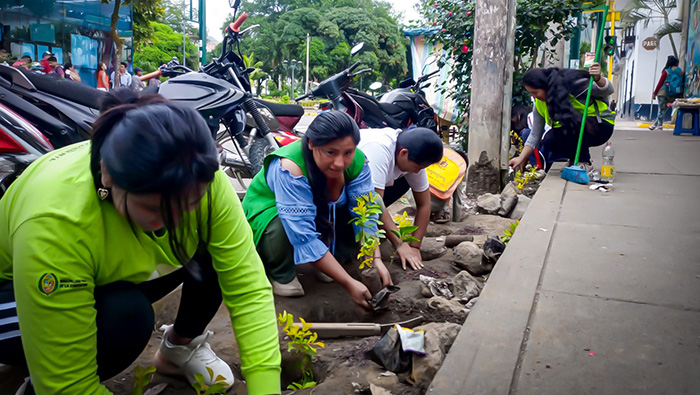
[349,193,386,269]
[191,366,229,395]
[131,365,156,395]
[513,168,539,191]
[278,310,325,390]
[392,211,420,244]
[501,220,520,244]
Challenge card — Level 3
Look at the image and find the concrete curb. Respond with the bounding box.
[428,164,568,395]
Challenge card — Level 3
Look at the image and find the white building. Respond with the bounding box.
[614,1,683,121]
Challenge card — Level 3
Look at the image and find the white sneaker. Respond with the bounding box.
[655,125,663,131]
[648,124,656,130]
[270,276,305,297]
[315,270,335,283]
[15,377,31,395]
[155,325,234,389]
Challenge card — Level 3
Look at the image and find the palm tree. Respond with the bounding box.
[622,0,682,57]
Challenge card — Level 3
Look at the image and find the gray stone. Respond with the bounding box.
[426,297,468,320]
[369,384,394,395]
[501,181,519,197]
[420,237,447,261]
[498,193,518,217]
[411,322,462,390]
[453,242,483,270]
[466,296,479,309]
[509,195,532,220]
[444,234,475,248]
[536,169,546,180]
[421,286,434,298]
[477,193,501,214]
[453,242,493,275]
[452,270,484,303]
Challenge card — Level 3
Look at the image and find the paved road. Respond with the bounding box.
[429,122,700,394]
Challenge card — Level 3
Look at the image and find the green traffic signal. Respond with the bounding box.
[603,35,616,56]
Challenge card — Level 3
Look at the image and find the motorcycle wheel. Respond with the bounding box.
[249,138,277,175]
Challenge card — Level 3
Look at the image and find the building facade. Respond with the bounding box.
[0,0,133,87]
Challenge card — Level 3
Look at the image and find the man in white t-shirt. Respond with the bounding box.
[358,127,443,270]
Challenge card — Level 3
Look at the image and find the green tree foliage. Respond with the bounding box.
[133,0,165,50]
[133,22,199,72]
[622,0,681,58]
[210,0,408,92]
[416,0,587,119]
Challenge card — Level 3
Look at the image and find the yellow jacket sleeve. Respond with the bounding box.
[12,217,111,395]
[206,171,281,395]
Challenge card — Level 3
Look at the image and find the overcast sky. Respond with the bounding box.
[205,0,421,42]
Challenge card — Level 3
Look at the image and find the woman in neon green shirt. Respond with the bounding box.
[0,91,281,395]
[510,63,615,171]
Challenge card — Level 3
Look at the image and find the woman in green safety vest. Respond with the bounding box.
[242,111,392,309]
[509,63,615,171]
[0,90,281,395]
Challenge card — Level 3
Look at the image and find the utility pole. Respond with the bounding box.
[306,33,310,94]
[182,0,186,66]
[466,0,517,196]
[199,0,206,65]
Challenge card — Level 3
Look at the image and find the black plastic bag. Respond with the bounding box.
[364,328,412,373]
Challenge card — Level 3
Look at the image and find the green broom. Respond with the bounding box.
[561,1,610,184]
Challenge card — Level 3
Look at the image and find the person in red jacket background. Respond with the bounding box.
[650,56,682,131]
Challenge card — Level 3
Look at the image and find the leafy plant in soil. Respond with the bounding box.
[131,365,156,395]
[191,367,229,395]
[513,168,539,191]
[501,220,520,244]
[349,193,386,269]
[278,310,325,390]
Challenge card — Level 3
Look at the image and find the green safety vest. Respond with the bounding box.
[535,95,615,128]
[242,140,366,245]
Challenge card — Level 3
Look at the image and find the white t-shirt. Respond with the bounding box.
[358,128,430,193]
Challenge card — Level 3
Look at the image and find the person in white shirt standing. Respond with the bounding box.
[358,127,443,271]
[111,61,132,89]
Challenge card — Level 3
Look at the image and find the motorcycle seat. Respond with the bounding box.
[19,68,105,110]
[253,99,304,117]
[378,102,404,116]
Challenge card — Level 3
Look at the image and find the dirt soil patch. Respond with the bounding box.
[0,207,515,395]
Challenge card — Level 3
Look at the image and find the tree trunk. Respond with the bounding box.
[466,0,517,196]
[663,13,679,58]
[110,0,124,65]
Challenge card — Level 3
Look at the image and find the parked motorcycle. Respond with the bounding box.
[0,101,54,198]
[141,6,304,178]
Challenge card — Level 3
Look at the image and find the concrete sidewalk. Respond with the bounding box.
[429,125,700,394]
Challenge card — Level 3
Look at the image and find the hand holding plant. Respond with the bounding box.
[392,212,423,270]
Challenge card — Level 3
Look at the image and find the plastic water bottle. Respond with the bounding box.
[601,142,615,183]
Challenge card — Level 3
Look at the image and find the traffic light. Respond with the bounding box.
[603,35,617,57]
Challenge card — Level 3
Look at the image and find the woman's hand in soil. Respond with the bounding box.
[509,154,527,172]
[346,279,372,310]
[397,242,423,271]
[374,258,393,286]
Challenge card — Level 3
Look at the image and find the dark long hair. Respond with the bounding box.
[663,55,679,70]
[301,111,360,237]
[90,88,219,268]
[95,62,105,80]
[522,67,591,134]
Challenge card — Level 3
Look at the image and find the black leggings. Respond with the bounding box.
[542,118,615,169]
[0,248,222,381]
